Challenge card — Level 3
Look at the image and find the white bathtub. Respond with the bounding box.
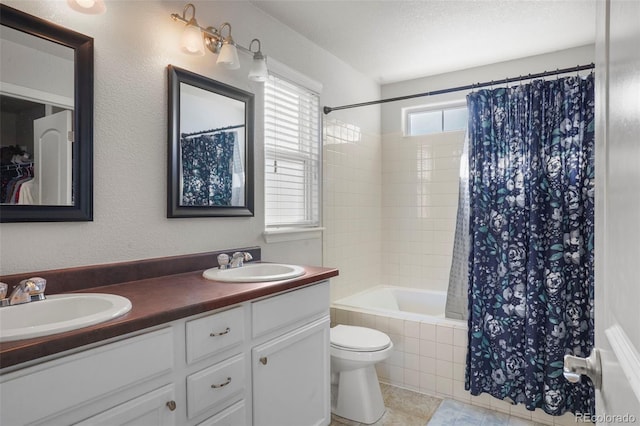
[332,285,457,324]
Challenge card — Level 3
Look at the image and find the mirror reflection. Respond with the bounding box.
[179,83,246,207]
[0,4,93,223]
[1,25,74,206]
[168,65,254,218]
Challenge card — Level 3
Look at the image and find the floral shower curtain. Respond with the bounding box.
[180,132,236,206]
[465,74,595,416]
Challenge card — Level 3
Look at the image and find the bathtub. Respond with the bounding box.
[330,285,468,402]
[332,285,448,321]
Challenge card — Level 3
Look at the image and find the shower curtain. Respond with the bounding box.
[180,132,236,206]
[445,131,469,320]
[465,75,595,416]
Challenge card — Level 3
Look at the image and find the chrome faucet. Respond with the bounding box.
[217,252,253,270]
[0,277,47,307]
[231,251,253,268]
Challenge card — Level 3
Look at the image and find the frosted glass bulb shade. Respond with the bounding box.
[67,0,106,14]
[248,57,268,82]
[181,24,205,56]
[217,43,240,70]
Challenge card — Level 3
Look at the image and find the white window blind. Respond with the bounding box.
[264,73,320,228]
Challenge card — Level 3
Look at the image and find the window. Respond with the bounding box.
[406,104,468,136]
[264,72,321,229]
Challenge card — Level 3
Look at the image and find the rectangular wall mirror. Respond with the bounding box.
[167,65,254,218]
[0,4,93,222]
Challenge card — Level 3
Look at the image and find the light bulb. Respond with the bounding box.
[217,42,240,70]
[181,22,205,56]
[248,56,268,82]
[67,0,106,14]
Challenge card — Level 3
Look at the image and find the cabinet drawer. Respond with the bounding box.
[0,328,173,426]
[186,306,244,364]
[252,281,329,338]
[186,354,245,419]
[197,400,246,426]
[75,384,176,426]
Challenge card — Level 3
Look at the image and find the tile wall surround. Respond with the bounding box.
[323,118,382,301]
[381,131,466,292]
[330,308,578,426]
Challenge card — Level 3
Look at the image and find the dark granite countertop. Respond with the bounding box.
[0,250,338,369]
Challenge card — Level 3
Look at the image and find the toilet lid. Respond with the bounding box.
[330,325,391,352]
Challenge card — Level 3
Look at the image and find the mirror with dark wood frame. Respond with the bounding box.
[0,4,93,222]
[167,65,254,218]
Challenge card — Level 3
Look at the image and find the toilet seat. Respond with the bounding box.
[330,325,391,352]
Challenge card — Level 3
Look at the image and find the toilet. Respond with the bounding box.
[330,324,393,424]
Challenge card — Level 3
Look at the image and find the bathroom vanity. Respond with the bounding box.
[0,249,338,426]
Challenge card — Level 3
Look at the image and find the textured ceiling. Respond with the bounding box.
[251,0,597,84]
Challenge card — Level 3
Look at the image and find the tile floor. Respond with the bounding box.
[330,382,441,426]
[330,383,562,426]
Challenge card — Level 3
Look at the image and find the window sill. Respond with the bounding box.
[263,227,325,243]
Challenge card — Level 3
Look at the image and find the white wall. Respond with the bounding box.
[380,45,595,292]
[0,1,380,276]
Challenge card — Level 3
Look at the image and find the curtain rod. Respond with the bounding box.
[181,124,244,138]
[323,63,595,115]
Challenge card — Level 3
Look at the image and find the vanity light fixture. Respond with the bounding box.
[179,3,205,56]
[170,3,268,80]
[67,0,106,15]
[248,39,269,82]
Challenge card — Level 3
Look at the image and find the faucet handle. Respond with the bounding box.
[22,277,46,295]
[19,277,47,302]
[217,253,230,270]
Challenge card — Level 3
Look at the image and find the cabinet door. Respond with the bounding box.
[252,316,330,426]
[74,384,176,426]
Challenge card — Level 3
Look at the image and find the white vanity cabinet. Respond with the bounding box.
[0,280,331,426]
[0,328,175,425]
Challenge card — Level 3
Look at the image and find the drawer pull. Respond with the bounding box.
[166,400,177,411]
[260,357,268,365]
[209,327,231,337]
[211,377,232,388]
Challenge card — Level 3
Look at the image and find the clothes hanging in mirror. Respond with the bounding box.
[1,162,35,204]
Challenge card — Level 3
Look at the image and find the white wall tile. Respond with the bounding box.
[404,353,420,371]
[404,368,420,389]
[405,337,420,354]
[420,339,437,358]
[453,327,468,347]
[436,359,454,379]
[436,342,453,360]
[453,345,467,364]
[419,356,437,375]
[420,322,436,341]
[404,320,420,338]
[420,373,437,393]
[436,376,453,396]
[436,324,454,344]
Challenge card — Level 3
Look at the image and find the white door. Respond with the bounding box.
[593,0,640,421]
[252,316,330,426]
[33,110,73,205]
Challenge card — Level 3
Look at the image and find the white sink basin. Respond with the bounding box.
[203,263,306,283]
[0,293,132,342]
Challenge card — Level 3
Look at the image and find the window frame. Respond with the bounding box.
[403,100,468,136]
[263,60,323,241]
